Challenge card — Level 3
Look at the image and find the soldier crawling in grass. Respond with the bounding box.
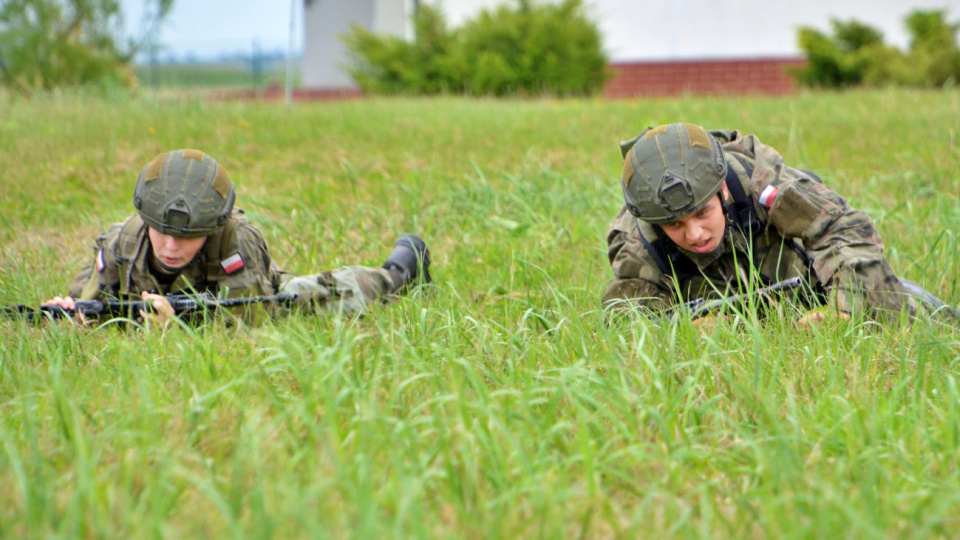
[601,123,945,326]
[43,149,431,324]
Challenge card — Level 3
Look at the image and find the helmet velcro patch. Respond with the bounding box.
[643,125,668,139]
[144,153,166,182]
[182,149,206,161]
[622,157,636,187]
[684,124,710,149]
[211,166,231,198]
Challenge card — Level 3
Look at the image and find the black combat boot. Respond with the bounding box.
[383,234,431,293]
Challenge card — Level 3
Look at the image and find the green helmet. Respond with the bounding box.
[133,149,235,238]
[620,123,726,224]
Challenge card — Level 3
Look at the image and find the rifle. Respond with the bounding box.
[667,276,807,320]
[668,277,960,322]
[1,292,300,323]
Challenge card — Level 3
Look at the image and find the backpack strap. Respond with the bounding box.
[635,222,700,282]
[799,168,823,184]
[723,154,763,235]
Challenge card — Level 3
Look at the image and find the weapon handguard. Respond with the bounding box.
[668,276,806,321]
[2,291,300,323]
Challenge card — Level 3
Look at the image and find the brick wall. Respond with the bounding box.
[605,57,807,98]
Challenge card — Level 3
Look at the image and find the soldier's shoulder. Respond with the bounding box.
[96,214,144,244]
[606,213,664,277]
[223,211,271,251]
[608,204,636,232]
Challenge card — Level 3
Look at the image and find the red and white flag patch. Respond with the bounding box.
[95,249,106,273]
[221,252,245,274]
[758,185,779,208]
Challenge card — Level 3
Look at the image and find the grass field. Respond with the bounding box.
[1,88,959,538]
[134,60,290,89]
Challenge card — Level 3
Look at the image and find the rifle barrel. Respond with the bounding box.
[2,291,300,322]
[674,276,806,320]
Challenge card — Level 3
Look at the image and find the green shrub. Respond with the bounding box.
[905,10,960,86]
[344,6,462,94]
[343,0,608,97]
[794,9,960,89]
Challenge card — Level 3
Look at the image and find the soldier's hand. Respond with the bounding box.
[798,309,850,329]
[43,295,76,311]
[140,291,175,326]
[41,296,89,324]
[691,314,729,329]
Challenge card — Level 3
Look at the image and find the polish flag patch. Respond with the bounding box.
[95,249,106,273]
[221,252,245,274]
[758,185,779,208]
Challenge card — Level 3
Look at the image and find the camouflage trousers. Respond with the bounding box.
[279,265,396,315]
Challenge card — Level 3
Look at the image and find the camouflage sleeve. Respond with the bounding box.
[601,205,674,311]
[216,220,285,299]
[199,220,290,324]
[281,266,395,316]
[751,159,914,317]
[67,265,96,300]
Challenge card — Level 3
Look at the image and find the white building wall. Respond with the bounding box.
[426,0,958,61]
[302,0,958,88]
[374,0,410,37]
[302,0,409,89]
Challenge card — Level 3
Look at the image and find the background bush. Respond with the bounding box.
[0,0,173,94]
[794,9,960,88]
[343,0,608,97]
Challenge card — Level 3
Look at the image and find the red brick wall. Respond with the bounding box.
[605,57,807,98]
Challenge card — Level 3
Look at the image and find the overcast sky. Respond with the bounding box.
[121,0,958,61]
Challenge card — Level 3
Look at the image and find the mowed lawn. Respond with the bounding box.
[1,89,959,538]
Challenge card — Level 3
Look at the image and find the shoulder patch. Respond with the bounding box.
[221,252,245,274]
[96,249,106,273]
[758,185,779,208]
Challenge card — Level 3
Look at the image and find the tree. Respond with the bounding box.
[794,19,897,88]
[0,0,173,94]
[904,9,960,86]
[794,9,960,89]
[344,0,608,97]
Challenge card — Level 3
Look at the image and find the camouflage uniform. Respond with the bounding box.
[69,212,396,316]
[603,128,916,317]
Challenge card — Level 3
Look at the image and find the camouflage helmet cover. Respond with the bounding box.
[620,123,726,224]
[133,149,235,238]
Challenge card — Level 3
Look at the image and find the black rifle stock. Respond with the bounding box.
[1,292,300,323]
[668,276,806,320]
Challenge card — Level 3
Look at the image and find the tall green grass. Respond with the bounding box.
[1,89,959,538]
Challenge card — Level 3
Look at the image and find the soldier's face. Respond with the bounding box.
[659,192,727,254]
[147,227,207,270]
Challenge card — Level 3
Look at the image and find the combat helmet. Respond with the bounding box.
[133,149,235,238]
[619,123,726,224]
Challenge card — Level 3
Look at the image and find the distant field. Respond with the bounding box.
[1,89,959,538]
[133,60,290,89]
